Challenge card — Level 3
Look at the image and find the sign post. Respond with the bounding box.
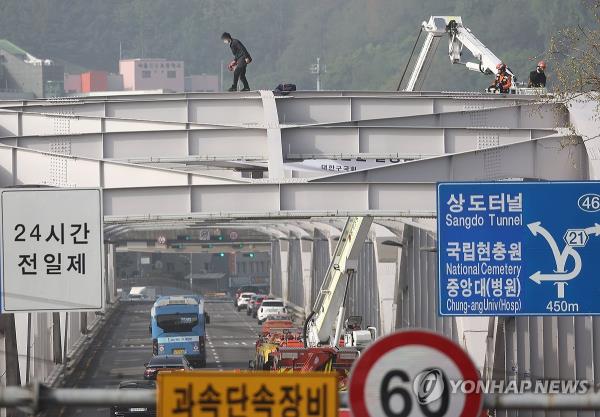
[349,330,482,417]
[158,371,338,417]
[438,181,600,315]
[1,188,104,312]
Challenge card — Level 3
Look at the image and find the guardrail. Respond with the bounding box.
[3,385,600,412]
[285,302,307,323]
[46,298,121,387]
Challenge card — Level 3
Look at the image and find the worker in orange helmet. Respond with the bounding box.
[488,62,512,93]
[528,60,547,87]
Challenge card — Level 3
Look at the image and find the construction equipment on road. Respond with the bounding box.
[252,217,375,389]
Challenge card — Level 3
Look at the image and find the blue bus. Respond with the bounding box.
[150,295,208,367]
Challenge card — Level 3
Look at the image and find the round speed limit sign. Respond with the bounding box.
[349,330,482,417]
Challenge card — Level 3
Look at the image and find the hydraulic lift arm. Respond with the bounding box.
[404,16,515,92]
[304,216,373,348]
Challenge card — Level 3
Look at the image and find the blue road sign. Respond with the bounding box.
[438,182,600,316]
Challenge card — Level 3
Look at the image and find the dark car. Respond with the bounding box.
[111,380,156,417]
[143,355,191,380]
[247,294,267,317]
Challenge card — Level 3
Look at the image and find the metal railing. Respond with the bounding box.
[4,385,600,412]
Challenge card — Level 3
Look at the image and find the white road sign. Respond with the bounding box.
[349,330,482,417]
[1,188,104,312]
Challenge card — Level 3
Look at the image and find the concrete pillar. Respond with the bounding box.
[33,313,53,382]
[516,317,532,417]
[374,237,398,336]
[0,313,23,417]
[575,317,594,417]
[529,317,545,417]
[401,224,416,328]
[592,317,600,417]
[542,317,559,417]
[347,241,379,330]
[395,223,409,330]
[0,314,21,385]
[52,313,62,364]
[310,230,330,308]
[287,239,303,307]
[558,317,576,417]
[270,240,288,298]
[80,312,88,334]
[13,313,28,385]
[300,239,312,315]
[69,311,81,351]
[494,318,508,417]
[0,331,5,417]
[279,240,289,301]
[105,244,116,306]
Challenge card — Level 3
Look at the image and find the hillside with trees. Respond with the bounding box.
[0,0,589,91]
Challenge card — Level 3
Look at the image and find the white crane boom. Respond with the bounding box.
[305,216,373,347]
[405,16,515,92]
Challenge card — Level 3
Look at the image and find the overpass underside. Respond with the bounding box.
[0,90,597,415]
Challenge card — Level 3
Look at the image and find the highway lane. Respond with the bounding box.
[205,301,260,370]
[50,297,259,417]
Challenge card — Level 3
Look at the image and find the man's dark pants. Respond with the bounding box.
[233,59,249,90]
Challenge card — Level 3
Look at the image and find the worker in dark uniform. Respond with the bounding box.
[528,60,547,88]
[488,62,512,93]
[221,32,252,92]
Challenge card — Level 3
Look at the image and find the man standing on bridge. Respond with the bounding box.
[221,32,252,92]
[528,60,547,88]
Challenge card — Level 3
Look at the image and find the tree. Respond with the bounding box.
[548,0,600,143]
[549,0,600,97]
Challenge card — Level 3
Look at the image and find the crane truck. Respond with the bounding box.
[404,16,544,95]
[304,216,377,351]
[254,217,376,388]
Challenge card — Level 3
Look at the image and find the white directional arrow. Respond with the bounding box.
[527,222,570,272]
[584,223,600,236]
[529,246,582,284]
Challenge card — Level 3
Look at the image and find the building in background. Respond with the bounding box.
[119,58,184,92]
[64,73,82,94]
[107,73,124,91]
[185,74,219,92]
[0,39,63,98]
[81,70,107,92]
[65,71,124,95]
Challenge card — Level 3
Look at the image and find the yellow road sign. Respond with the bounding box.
[158,371,339,417]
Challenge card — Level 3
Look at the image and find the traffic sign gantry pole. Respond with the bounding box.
[349,329,483,417]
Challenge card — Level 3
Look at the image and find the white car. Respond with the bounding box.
[257,299,287,324]
[236,292,256,311]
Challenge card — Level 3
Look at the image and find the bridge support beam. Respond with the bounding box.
[52,313,62,365]
[286,239,304,309]
[1,314,21,386]
[374,238,399,336]
[300,239,312,316]
[310,230,330,309]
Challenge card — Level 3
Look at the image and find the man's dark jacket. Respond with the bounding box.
[230,39,251,62]
[529,70,546,87]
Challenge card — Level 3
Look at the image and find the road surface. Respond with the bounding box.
[51,298,258,417]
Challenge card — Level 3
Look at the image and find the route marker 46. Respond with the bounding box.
[349,330,482,417]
